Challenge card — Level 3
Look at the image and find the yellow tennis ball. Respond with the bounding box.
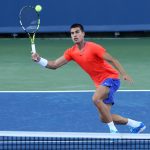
[35,5,42,12]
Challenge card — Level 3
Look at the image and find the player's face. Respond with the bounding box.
[70,27,85,44]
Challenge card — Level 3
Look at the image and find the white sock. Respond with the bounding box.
[107,121,118,131]
[127,119,141,128]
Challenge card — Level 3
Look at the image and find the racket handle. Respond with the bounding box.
[31,43,36,53]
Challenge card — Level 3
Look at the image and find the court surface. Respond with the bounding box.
[0,38,149,134]
[0,90,149,133]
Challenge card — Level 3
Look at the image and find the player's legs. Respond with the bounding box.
[92,85,119,132]
[92,78,146,133]
[93,85,112,123]
[112,114,128,125]
[99,104,128,125]
[101,101,146,133]
[92,78,120,125]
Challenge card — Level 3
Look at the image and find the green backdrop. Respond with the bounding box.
[0,38,149,91]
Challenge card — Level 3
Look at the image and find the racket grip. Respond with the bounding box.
[31,44,36,53]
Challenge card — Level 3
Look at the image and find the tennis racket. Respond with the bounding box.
[19,6,40,53]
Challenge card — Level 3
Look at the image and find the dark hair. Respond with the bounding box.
[70,23,84,32]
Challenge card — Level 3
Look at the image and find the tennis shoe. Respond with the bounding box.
[129,122,146,133]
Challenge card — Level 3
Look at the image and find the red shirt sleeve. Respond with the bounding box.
[64,48,73,61]
[93,43,106,58]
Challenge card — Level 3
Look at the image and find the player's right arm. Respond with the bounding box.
[46,56,68,69]
[32,53,68,69]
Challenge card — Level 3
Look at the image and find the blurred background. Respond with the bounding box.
[0,0,150,91]
[1,0,150,35]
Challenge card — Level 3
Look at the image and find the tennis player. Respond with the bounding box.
[32,23,146,133]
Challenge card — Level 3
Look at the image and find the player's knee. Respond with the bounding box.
[92,95,102,105]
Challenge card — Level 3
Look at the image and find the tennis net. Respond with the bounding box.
[0,131,149,150]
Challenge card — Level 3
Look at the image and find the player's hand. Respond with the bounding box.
[122,74,133,84]
[31,53,40,62]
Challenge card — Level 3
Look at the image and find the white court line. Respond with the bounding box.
[0,131,149,139]
[0,90,150,93]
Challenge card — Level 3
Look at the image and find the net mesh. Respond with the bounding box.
[0,131,149,150]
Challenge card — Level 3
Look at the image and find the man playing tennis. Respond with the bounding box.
[32,23,146,133]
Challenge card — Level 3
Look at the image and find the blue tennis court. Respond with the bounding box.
[0,91,149,133]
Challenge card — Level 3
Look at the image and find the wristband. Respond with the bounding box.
[37,57,48,67]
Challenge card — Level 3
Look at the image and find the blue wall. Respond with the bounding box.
[1,0,150,33]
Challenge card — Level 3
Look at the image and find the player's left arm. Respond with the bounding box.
[103,52,133,83]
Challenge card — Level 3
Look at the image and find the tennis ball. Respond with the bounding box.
[35,5,42,12]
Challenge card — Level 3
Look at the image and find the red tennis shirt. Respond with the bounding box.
[64,42,119,87]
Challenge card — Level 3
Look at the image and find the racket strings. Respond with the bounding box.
[20,6,39,33]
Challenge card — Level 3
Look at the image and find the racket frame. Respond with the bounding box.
[19,5,40,53]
